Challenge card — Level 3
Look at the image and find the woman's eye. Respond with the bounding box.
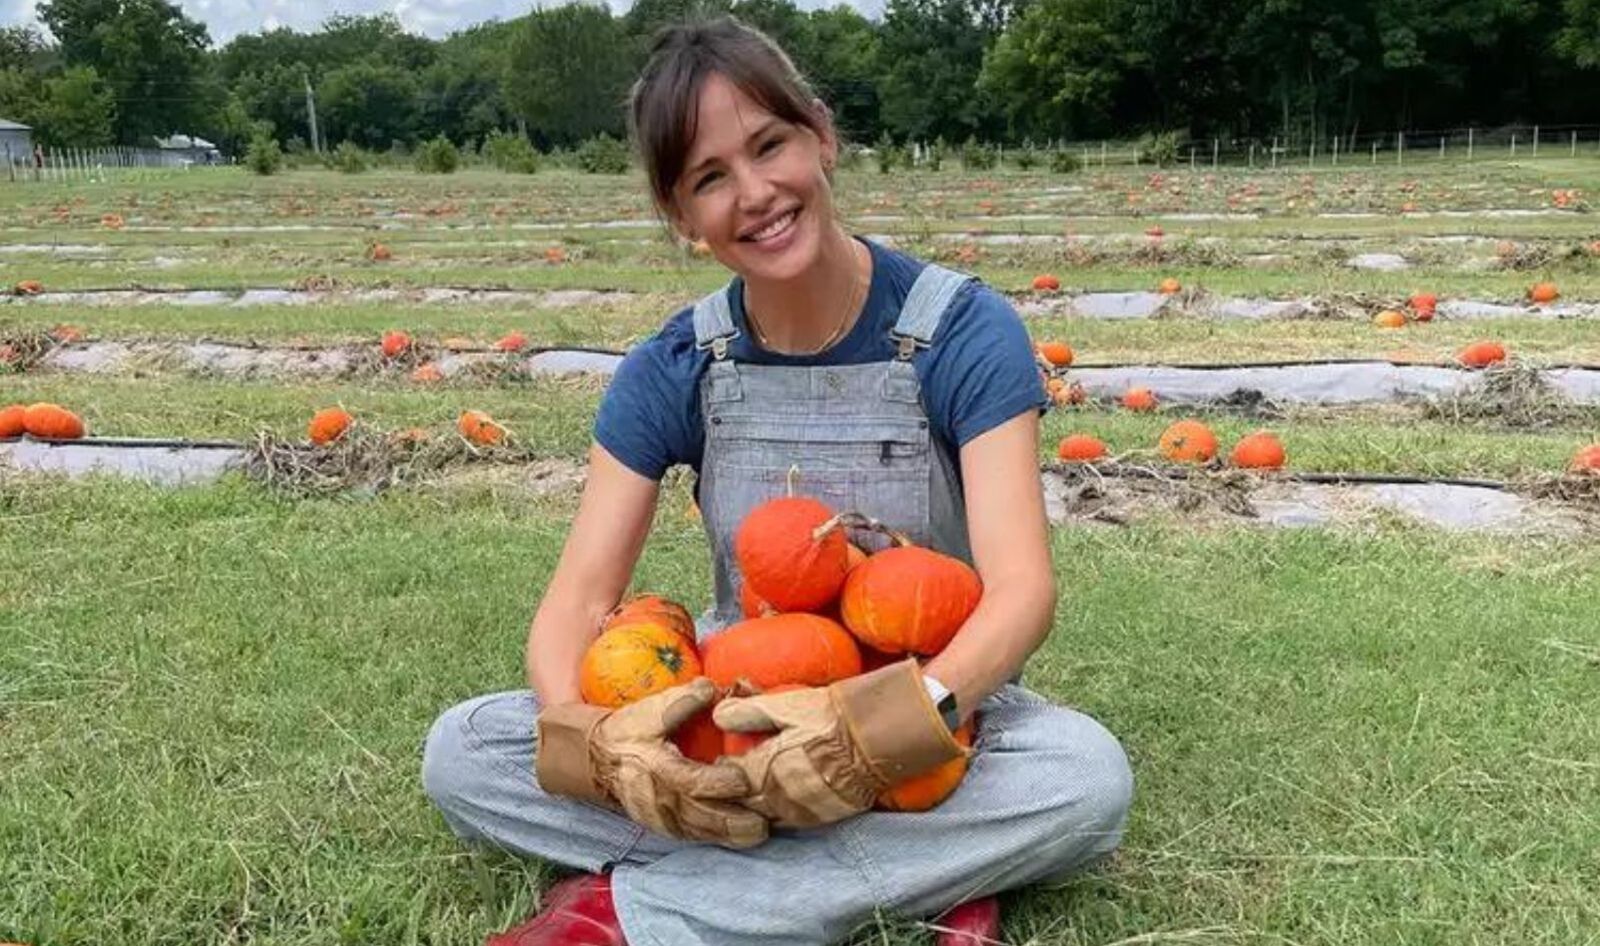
[693,170,721,193]
[760,137,784,154]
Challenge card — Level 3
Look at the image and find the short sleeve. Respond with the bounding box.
[593,314,704,480]
[918,285,1048,449]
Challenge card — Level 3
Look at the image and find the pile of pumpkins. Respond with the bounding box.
[579,494,982,813]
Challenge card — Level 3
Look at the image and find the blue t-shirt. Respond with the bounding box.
[595,237,1047,480]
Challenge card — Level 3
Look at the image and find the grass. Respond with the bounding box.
[2,478,1597,944]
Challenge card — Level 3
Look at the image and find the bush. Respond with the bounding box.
[244,133,283,176]
[926,136,946,171]
[1049,148,1083,173]
[576,134,631,174]
[1138,131,1182,167]
[836,143,865,170]
[874,132,904,173]
[330,141,370,173]
[1012,141,1039,170]
[484,129,540,174]
[961,136,996,171]
[414,135,461,174]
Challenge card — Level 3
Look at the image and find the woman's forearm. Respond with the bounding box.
[526,585,615,707]
[920,568,1056,722]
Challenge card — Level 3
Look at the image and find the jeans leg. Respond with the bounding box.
[420,690,698,872]
[611,685,1134,946]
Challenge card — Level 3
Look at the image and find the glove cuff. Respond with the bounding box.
[535,702,616,807]
[832,658,967,789]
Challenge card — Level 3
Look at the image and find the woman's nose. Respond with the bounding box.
[734,165,777,211]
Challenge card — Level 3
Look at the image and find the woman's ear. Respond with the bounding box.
[813,98,839,171]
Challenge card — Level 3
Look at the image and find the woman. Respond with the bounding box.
[422,17,1133,946]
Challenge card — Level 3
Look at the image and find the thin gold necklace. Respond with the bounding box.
[745,242,869,356]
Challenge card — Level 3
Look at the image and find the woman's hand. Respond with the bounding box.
[538,678,770,849]
[712,659,968,829]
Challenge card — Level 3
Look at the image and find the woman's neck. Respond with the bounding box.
[742,226,870,355]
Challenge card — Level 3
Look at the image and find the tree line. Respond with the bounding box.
[2,0,1598,159]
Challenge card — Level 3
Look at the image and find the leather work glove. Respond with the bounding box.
[712,658,969,829]
[536,678,769,849]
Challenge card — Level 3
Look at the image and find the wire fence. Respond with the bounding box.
[3,143,225,184]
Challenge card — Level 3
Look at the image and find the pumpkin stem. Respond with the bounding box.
[815,511,915,547]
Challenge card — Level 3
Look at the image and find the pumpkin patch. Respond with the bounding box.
[1158,420,1219,464]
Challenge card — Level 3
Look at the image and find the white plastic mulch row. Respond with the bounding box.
[1,437,1585,534]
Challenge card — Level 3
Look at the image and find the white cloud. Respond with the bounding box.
[3,0,880,47]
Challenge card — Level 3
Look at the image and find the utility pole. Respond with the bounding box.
[304,72,322,154]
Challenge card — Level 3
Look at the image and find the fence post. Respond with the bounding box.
[1189,146,1195,169]
[1212,138,1219,168]
[1082,145,1090,169]
[5,143,12,182]
[1510,134,1517,157]
[1100,141,1106,168]
[1572,130,1578,156]
[1467,127,1474,161]
[1439,136,1445,159]
[1309,139,1316,166]
[1248,143,1255,167]
[1371,140,1378,165]
[1532,125,1539,156]
[1396,132,1403,166]
[1271,137,1278,169]
[1332,134,1339,165]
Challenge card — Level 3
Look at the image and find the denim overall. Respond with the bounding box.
[422,262,1134,946]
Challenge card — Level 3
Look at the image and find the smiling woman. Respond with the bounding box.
[420,16,1133,946]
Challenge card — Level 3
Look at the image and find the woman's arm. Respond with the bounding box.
[920,409,1056,721]
[526,441,663,706]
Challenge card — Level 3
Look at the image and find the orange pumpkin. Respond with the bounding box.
[1230,431,1286,469]
[457,410,506,446]
[1571,444,1600,473]
[1157,277,1182,295]
[368,243,392,261]
[495,331,528,352]
[734,496,850,612]
[1031,274,1061,292]
[1408,292,1437,317]
[1529,283,1560,304]
[50,324,84,344]
[720,684,806,757]
[579,622,702,709]
[672,708,725,764]
[21,403,86,440]
[1158,420,1218,464]
[604,594,696,641]
[875,719,975,812]
[840,546,982,656]
[1057,434,1108,462]
[1122,388,1158,412]
[739,582,776,619]
[13,280,43,295]
[545,246,567,264]
[846,542,868,571]
[0,404,25,438]
[1036,342,1074,367]
[410,362,444,383]
[380,330,412,358]
[1372,310,1406,329]
[701,613,862,690]
[1457,341,1507,369]
[308,407,352,445]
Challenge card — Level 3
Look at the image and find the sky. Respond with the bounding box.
[1,0,881,45]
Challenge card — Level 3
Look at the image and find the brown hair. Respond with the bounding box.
[628,16,831,216]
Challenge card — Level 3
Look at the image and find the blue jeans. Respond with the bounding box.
[422,684,1133,946]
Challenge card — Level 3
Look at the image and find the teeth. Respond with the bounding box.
[750,210,796,241]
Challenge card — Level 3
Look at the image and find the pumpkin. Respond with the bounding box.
[841,546,982,656]
[1036,342,1074,367]
[846,542,869,571]
[1230,431,1286,469]
[1158,420,1218,464]
[579,622,702,709]
[1050,380,1087,407]
[1409,292,1437,316]
[308,407,352,445]
[101,212,124,229]
[545,246,567,264]
[1529,283,1560,304]
[1031,274,1061,292]
[720,684,806,757]
[1144,225,1164,239]
[14,280,43,296]
[2,404,29,437]
[380,330,412,358]
[603,594,696,641]
[701,613,862,690]
[21,403,85,440]
[1372,310,1406,329]
[368,243,392,261]
[50,325,84,344]
[1121,388,1158,412]
[1157,277,1182,295]
[1457,341,1507,369]
[875,719,975,812]
[495,331,528,352]
[457,410,507,446]
[1057,434,1108,462]
[739,582,776,619]
[1571,444,1600,473]
[673,708,725,764]
[858,645,903,674]
[410,362,444,383]
[734,496,850,612]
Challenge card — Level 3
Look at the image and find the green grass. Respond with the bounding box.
[2,478,1597,944]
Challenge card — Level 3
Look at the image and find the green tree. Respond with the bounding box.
[979,0,1131,140]
[319,59,421,148]
[37,0,213,143]
[505,3,633,147]
[1557,0,1600,67]
[34,65,116,145]
[877,0,1002,143]
[420,19,521,146]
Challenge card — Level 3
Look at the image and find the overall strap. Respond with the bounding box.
[890,263,974,360]
[692,283,740,360]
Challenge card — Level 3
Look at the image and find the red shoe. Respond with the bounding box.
[930,895,1001,946]
[486,872,627,946]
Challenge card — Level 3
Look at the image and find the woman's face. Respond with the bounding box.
[668,72,838,284]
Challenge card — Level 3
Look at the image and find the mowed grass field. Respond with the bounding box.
[4,159,1600,945]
